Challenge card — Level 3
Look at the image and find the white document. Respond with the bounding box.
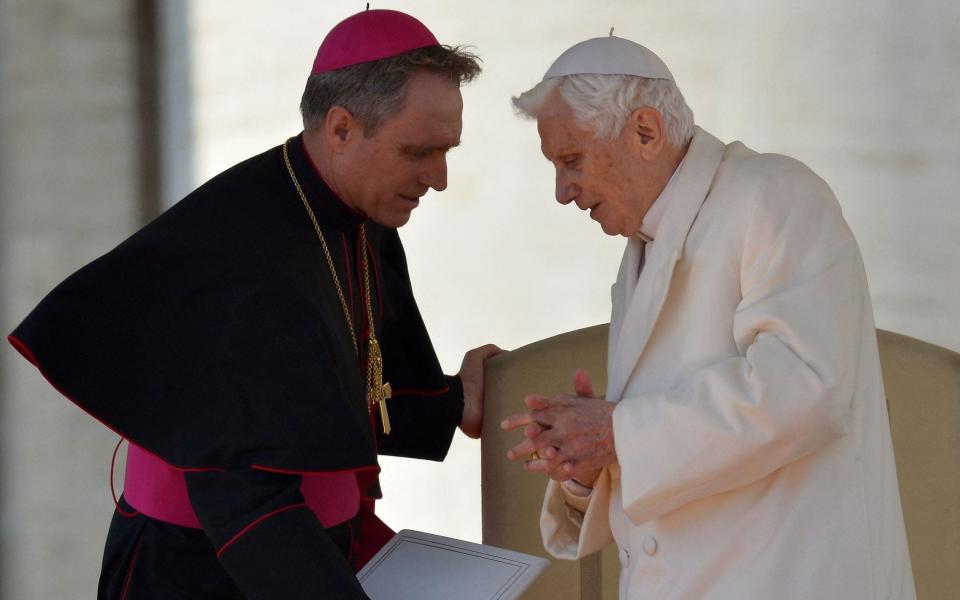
[357,529,549,600]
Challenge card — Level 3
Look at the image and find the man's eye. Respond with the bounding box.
[562,156,580,167]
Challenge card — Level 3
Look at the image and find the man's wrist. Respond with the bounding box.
[562,478,594,497]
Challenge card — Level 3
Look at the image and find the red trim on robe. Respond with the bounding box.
[7,334,222,471]
[250,464,379,477]
[216,503,308,558]
[341,232,355,323]
[351,505,395,570]
[119,536,144,600]
[390,386,451,398]
[355,234,366,331]
[364,234,384,321]
[9,334,382,531]
[111,438,140,518]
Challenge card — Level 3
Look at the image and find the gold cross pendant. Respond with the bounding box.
[378,382,392,435]
[367,337,392,435]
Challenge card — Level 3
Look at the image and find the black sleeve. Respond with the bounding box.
[184,469,370,600]
[377,374,464,460]
[375,229,463,460]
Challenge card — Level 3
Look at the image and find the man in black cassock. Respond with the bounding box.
[7,9,498,599]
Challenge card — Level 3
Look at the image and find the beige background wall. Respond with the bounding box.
[2,1,958,597]
[0,2,141,598]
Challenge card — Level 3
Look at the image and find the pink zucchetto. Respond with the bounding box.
[310,9,440,75]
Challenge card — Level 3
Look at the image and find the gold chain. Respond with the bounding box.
[361,233,390,431]
[282,139,392,433]
[282,140,359,357]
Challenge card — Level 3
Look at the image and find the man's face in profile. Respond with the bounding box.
[340,70,463,229]
[537,92,650,237]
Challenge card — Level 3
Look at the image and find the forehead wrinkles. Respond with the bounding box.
[387,106,461,150]
[539,115,591,158]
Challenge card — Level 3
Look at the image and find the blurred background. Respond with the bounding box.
[1,0,957,597]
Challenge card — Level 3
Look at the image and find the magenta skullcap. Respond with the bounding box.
[311,9,440,75]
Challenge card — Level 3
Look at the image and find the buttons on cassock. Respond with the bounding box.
[620,535,658,566]
[642,535,658,556]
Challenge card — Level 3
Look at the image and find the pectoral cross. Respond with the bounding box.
[367,337,392,435]
[376,381,392,435]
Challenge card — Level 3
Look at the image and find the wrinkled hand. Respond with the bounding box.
[457,344,505,438]
[501,369,614,485]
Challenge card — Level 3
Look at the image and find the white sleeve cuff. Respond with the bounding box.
[561,479,594,513]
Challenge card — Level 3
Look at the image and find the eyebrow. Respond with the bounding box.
[401,140,461,154]
[542,146,575,162]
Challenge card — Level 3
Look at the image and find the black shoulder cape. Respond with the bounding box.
[9,134,462,474]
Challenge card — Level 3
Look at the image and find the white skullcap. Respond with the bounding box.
[543,35,674,82]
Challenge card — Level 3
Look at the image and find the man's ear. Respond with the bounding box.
[324,106,359,153]
[630,107,666,160]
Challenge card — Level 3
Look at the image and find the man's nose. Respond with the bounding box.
[420,156,448,192]
[556,178,580,205]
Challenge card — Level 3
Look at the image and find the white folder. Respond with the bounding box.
[357,529,550,599]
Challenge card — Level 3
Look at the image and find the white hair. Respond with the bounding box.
[512,74,695,147]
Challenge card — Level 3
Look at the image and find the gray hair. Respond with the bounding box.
[300,45,481,136]
[513,74,695,147]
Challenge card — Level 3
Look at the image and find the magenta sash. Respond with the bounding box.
[123,444,363,529]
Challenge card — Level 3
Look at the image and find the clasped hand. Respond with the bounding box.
[501,369,616,486]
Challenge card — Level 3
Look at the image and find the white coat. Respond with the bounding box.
[540,128,916,599]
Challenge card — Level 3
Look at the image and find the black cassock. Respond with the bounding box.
[9,134,464,599]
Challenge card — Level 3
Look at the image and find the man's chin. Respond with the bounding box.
[372,210,414,229]
[598,220,624,237]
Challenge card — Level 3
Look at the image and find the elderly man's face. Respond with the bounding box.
[338,70,463,228]
[537,92,650,237]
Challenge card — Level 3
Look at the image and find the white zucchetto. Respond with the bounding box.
[543,35,674,82]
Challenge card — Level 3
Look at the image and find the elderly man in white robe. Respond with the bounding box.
[501,35,915,599]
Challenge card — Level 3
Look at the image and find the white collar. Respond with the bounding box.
[637,154,686,243]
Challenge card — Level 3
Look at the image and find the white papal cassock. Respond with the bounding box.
[540,127,916,599]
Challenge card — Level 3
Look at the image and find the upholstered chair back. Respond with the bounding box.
[481,325,960,599]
